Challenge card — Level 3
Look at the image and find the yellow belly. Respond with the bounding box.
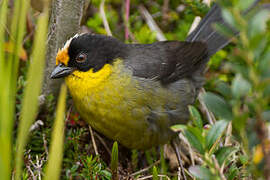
[65,60,177,149]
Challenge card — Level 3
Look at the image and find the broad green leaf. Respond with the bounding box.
[249,10,270,38]
[222,9,236,28]
[44,84,67,180]
[237,0,256,11]
[230,62,249,79]
[232,74,251,98]
[263,111,270,122]
[185,127,205,154]
[189,166,214,180]
[188,105,203,129]
[259,51,270,77]
[215,146,237,166]
[206,120,228,151]
[202,92,232,120]
[215,81,232,98]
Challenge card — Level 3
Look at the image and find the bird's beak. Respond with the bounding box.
[50,63,74,79]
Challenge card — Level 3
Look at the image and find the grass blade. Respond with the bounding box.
[15,9,48,180]
[111,141,119,180]
[0,1,11,179]
[44,84,67,180]
[152,166,158,180]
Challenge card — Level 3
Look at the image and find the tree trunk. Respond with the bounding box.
[42,0,85,96]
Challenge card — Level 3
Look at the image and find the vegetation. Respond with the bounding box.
[0,0,269,179]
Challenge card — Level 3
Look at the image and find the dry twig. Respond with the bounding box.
[224,122,232,146]
[125,0,130,40]
[100,0,112,36]
[27,154,46,180]
[43,133,49,159]
[65,105,73,122]
[89,125,99,156]
[212,155,226,180]
[129,160,160,177]
[137,174,170,180]
[138,5,166,41]
[188,17,201,35]
[94,132,111,156]
[203,0,211,7]
[29,120,44,132]
[198,89,216,125]
[179,133,195,166]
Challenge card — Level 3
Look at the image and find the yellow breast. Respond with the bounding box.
[65,59,176,149]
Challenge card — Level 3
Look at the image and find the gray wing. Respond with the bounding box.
[124,41,208,84]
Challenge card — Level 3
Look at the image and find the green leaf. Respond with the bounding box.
[239,155,249,165]
[259,51,270,77]
[215,146,237,166]
[222,9,236,28]
[206,120,228,151]
[215,81,232,98]
[263,111,270,122]
[249,10,270,38]
[188,105,203,129]
[185,127,205,154]
[202,92,232,120]
[189,166,214,180]
[237,0,256,11]
[232,74,251,98]
[170,124,186,131]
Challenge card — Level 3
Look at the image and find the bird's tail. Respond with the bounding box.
[186,2,260,57]
[185,1,270,91]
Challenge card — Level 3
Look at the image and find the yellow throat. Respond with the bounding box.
[65,62,113,93]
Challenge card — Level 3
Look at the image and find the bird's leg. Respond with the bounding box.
[172,138,187,180]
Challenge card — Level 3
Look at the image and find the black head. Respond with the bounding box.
[50,33,128,79]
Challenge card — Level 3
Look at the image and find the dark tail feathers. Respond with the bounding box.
[186,1,262,57]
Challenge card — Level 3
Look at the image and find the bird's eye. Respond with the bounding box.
[76,53,87,63]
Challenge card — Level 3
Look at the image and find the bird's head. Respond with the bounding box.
[50,33,127,79]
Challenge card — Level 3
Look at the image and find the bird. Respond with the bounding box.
[50,3,259,150]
